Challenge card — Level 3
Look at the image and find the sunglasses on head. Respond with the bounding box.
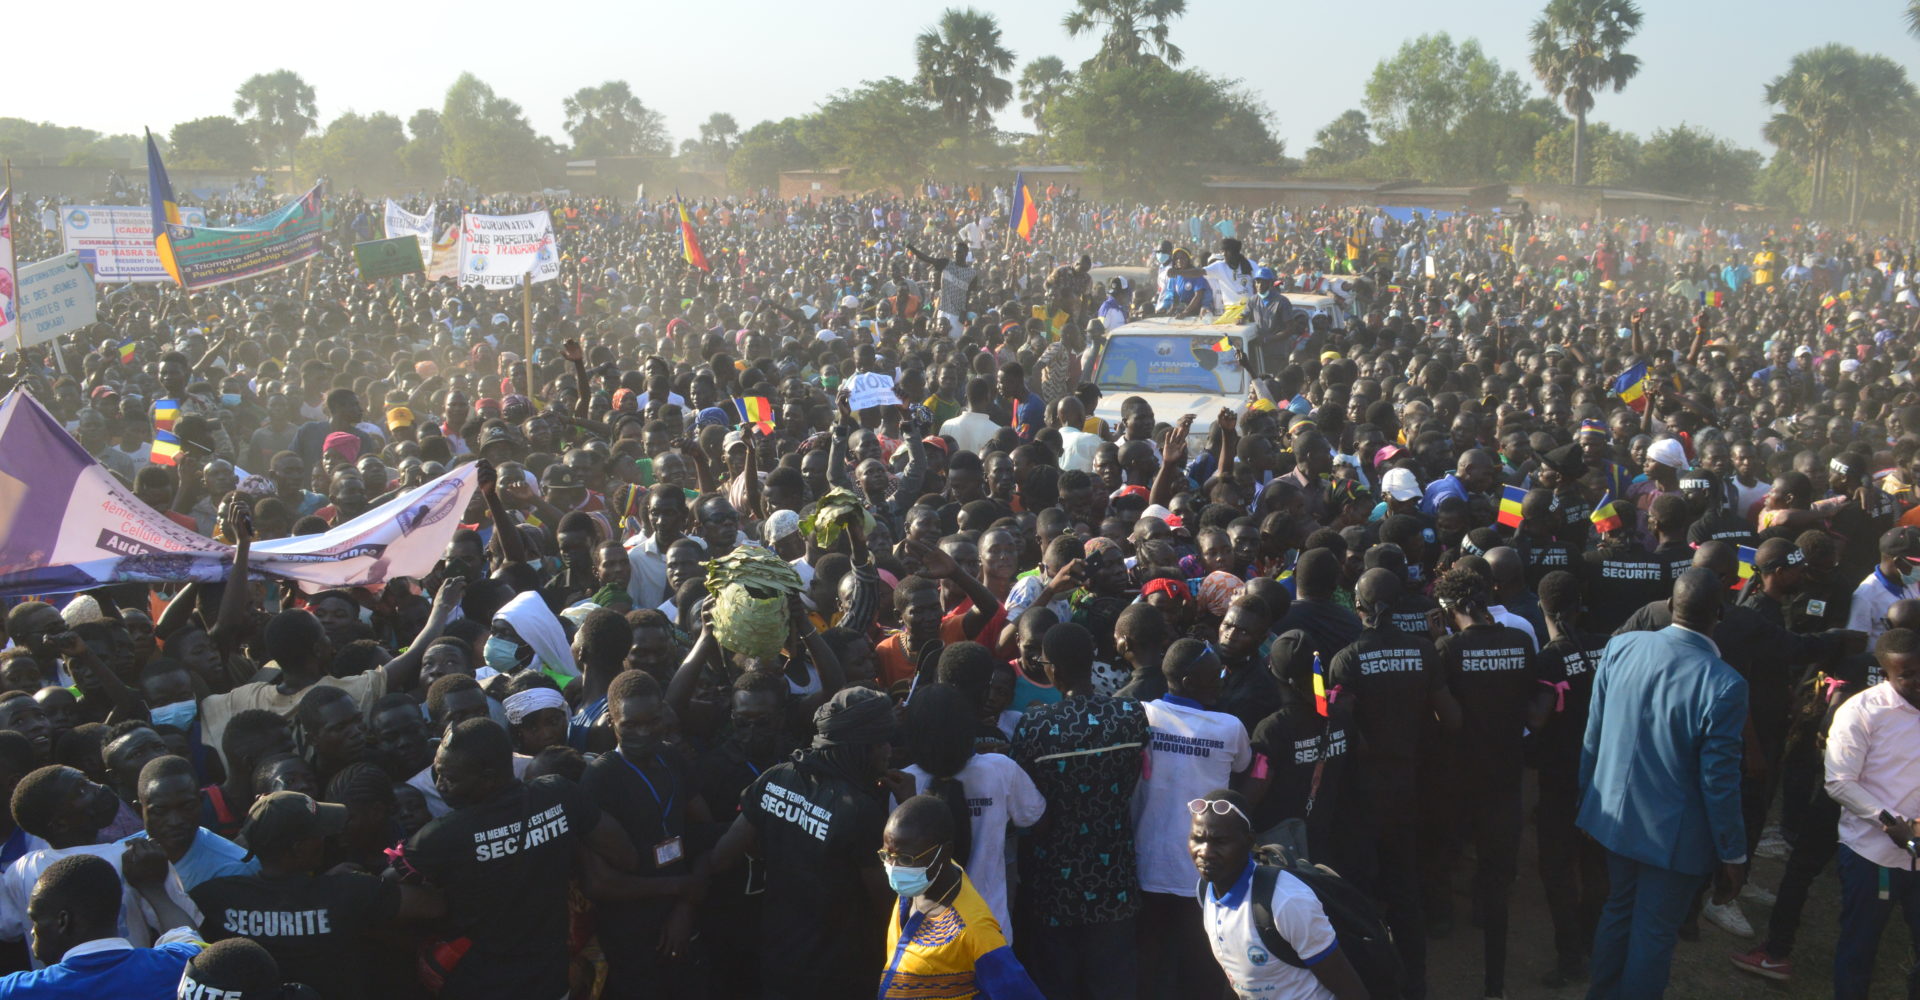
[1187,797,1252,829]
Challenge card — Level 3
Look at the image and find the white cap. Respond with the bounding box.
[764,509,801,544]
[815,329,841,343]
[1794,344,1814,357]
[1841,358,1862,374]
[1141,503,1174,523]
[1647,438,1688,470]
[1381,467,1421,501]
[840,295,859,309]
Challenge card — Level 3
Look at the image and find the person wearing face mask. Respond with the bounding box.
[871,794,1044,1000]
[1847,527,1920,645]
[484,592,580,685]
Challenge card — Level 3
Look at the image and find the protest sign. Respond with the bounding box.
[425,225,460,281]
[353,236,425,280]
[59,204,207,282]
[383,199,435,264]
[458,211,560,289]
[1,254,97,354]
[160,185,323,291]
[846,371,901,411]
[0,390,478,597]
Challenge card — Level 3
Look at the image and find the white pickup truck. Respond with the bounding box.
[1088,316,1268,437]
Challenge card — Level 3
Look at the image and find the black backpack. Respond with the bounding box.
[1249,863,1404,1000]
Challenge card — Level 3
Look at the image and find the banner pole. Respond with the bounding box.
[5,160,23,359]
[522,275,535,397]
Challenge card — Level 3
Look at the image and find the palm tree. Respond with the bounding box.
[1062,0,1188,70]
[914,8,1017,133]
[1835,53,1915,223]
[232,70,317,181]
[1907,0,1920,39]
[1765,45,1864,216]
[1017,57,1075,133]
[1528,0,1643,187]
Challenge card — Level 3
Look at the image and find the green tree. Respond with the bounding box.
[1531,121,1639,185]
[1764,45,1913,218]
[915,8,1016,133]
[680,113,742,170]
[562,81,670,157]
[1304,109,1373,168]
[1047,63,1280,195]
[1635,123,1761,200]
[813,78,947,191]
[167,116,256,171]
[728,117,824,190]
[1017,57,1075,135]
[232,70,317,179]
[1365,34,1542,182]
[443,73,546,191]
[1833,53,1914,223]
[402,109,445,187]
[1528,0,1643,186]
[299,111,407,192]
[1062,0,1187,70]
[1908,0,1920,38]
[0,120,141,167]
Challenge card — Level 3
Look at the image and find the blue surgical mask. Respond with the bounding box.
[484,637,522,672]
[150,700,197,730]
[221,393,242,408]
[1155,252,1171,265]
[885,858,935,897]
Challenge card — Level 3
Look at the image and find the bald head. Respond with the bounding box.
[1889,598,1920,634]
[1485,547,1523,587]
[1671,567,1724,632]
[1692,540,1738,589]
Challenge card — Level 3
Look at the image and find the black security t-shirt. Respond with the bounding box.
[1687,511,1754,549]
[739,758,888,982]
[1438,623,1540,770]
[581,747,696,935]
[1651,541,1694,582]
[1579,547,1669,634]
[1327,626,1442,809]
[192,871,400,999]
[1250,693,1353,848]
[1533,632,1608,776]
[406,774,602,999]
[1518,538,1577,591]
[1388,592,1439,641]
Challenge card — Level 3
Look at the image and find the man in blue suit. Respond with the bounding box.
[1579,567,1748,999]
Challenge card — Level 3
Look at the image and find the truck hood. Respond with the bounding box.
[1094,391,1241,437]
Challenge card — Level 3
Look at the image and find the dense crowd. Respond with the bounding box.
[1,182,1920,1000]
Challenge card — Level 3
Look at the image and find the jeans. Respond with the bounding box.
[1835,844,1920,1000]
[1587,850,1704,1000]
[1023,917,1137,1000]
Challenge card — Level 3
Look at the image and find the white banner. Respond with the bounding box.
[0,390,479,597]
[60,204,208,282]
[846,371,901,412]
[384,199,436,266]
[0,190,14,346]
[425,224,460,282]
[1,255,98,356]
[458,211,560,289]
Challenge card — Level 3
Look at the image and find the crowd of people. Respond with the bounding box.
[0,181,1918,1000]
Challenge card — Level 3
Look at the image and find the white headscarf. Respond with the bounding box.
[493,591,579,679]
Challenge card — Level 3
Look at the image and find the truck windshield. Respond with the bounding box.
[1094,336,1249,394]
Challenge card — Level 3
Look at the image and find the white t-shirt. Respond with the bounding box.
[1135,697,1252,895]
[1201,864,1338,1000]
[902,753,1045,942]
[1849,569,1920,645]
[0,844,203,964]
[408,753,536,818]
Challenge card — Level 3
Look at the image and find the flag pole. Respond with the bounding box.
[4,159,23,360]
[522,274,535,397]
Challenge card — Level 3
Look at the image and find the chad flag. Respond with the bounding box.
[1498,484,1525,528]
[1011,172,1037,243]
[1610,362,1650,414]
[145,129,183,286]
[1311,653,1329,717]
[1735,545,1758,590]
[737,396,774,433]
[150,397,181,467]
[677,194,709,271]
[1590,491,1624,535]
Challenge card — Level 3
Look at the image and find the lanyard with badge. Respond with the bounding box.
[618,749,684,867]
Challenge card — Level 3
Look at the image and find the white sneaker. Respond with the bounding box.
[1754,834,1790,861]
[1703,897,1755,938]
[1741,881,1777,905]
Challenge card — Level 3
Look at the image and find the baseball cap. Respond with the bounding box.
[386,406,415,429]
[544,466,582,490]
[815,329,841,343]
[238,791,347,860]
[1381,467,1422,501]
[1795,344,1814,357]
[1884,527,1920,560]
[1840,358,1862,375]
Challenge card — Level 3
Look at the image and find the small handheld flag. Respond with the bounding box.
[1735,545,1757,590]
[1498,484,1526,528]
[1590,491,1624,535]
[737,396,775,434]
[149,398,181,466]
[676,194,709,272]
[117,341,137,364]
[1011,172,1037,243]
[1311,653,1328,717]
[1208,334,1234,353]
[1700,290,1726,308]
[1610,362,1650,414]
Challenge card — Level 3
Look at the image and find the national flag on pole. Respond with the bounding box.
[676,194,709,271]
[117,341,137,364]
[1590,491,1624,535]
[1611,362,1650,414]
[1208,334,1234,353]
[1700,290,1726,308]
[1498,484,1525,528]
[1735,544,1758,590]
[144,129,183,286]
[1311,653,1328,717]
[1011,172,1037,243]
[737,396,774,434]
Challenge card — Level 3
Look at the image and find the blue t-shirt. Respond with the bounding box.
[119,828,257,890]
[0,940,200,999]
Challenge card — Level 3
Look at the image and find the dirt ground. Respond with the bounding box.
[1421,801,1913,999]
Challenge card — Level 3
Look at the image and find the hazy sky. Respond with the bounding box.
[12,0,1920,159]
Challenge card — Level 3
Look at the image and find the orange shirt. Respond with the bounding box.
[874,601,1006,686]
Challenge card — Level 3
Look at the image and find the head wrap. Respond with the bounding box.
[1140,577,1191,604]
[612,388,636,411]
[696,407,730,429]
[414,360,440,379]
[502,687,569,726]
[1198,571,1245,618]
[322,432,361,462]
[493,591,580,679]
[811,687,895,748]
[1646,438,1688,470]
